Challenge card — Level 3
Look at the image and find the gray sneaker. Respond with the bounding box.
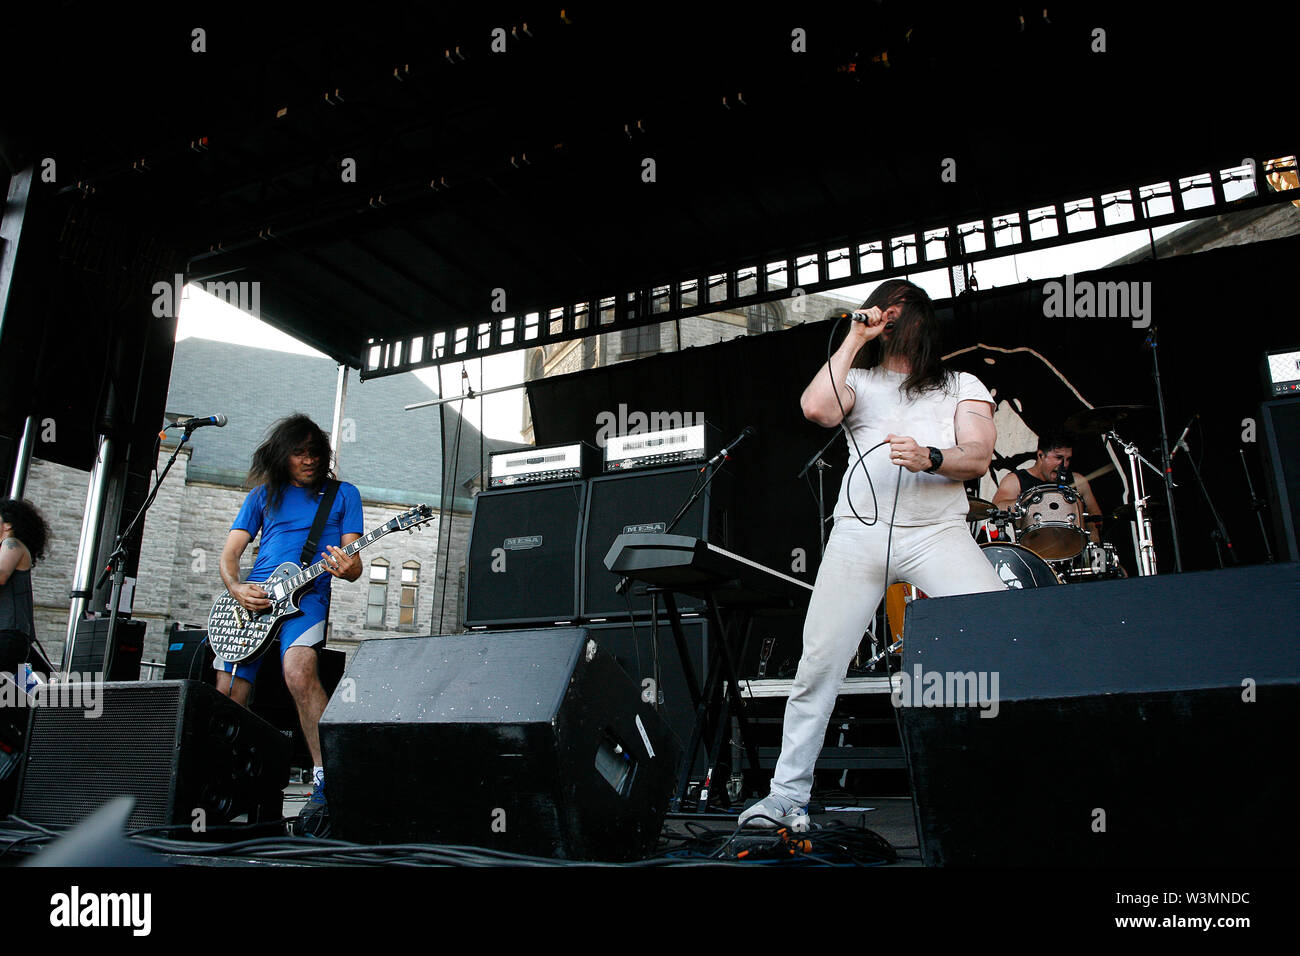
[737,793,810,831]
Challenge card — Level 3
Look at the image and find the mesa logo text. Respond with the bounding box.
[50,886,151,936]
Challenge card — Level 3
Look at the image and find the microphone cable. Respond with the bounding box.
[823,316,905,669]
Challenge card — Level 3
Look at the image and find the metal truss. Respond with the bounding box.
[359,155,1297,379]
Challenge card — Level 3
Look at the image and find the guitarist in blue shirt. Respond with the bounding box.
[216,414,363,835]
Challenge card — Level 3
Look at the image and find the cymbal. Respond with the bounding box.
[965,495,997,519]
[1064,405,1154,437]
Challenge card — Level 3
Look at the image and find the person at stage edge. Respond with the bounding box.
[217,414,362,837]
[739,279,1005,830]
[0,499,51,677]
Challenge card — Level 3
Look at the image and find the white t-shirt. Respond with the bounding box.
[832,366,995,526]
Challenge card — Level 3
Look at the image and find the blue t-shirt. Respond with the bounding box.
[232,482,364,599]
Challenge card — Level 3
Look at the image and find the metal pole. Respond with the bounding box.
[329,364,350,472]
[7,414,37,499]
[63,434,115,671]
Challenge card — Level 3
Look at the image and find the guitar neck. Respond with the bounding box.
[285,521,394,591]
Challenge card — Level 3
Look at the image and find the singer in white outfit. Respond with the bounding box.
[739,278,1006,830]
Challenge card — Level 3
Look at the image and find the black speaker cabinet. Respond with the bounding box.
[898,561,1300,866]
[319,628,682,860]
[69,617,145,681]
[589,618,708,779]
[163,623,212,680]
[15,680,289,832]
[1261,397,1300,562]
[581,465,728,620]
[465,481,586,627]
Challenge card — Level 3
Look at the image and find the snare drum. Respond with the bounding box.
[1015,485,1088,561]
[980,542,1063,589]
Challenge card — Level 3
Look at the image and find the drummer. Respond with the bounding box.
[992,430,1103,546]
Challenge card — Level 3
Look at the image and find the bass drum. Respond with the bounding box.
[980,543,1063,589]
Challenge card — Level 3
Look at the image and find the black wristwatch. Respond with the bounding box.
[924,446,943,473]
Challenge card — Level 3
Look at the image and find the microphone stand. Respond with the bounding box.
[94,429,192,679]
[613,454,733,598]
[1144,324,1183,571]
[798,430,842,556]
[1177,436,1236,567]
[1238,448,1274,562]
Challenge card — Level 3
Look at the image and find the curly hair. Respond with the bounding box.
[247,414,335,511]
[0,498,51,563]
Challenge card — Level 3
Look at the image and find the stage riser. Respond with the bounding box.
[900,561,1300,866]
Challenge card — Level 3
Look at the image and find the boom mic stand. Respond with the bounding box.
[1177,433,1237,568]
[797,429,842,556]
[94,428,193,679]
[1143,324,1184,571]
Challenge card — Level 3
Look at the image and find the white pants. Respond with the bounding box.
[769,515,1005,806]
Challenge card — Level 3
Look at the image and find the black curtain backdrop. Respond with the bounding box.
[529,234,1300,597]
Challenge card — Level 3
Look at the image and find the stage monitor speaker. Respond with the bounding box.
[898,562,1300,866]
[581,465,728,620]
[69,618,145,681]
[15,679,289,831]
[465,481,586,627]
[589,618,708,779]
[1260,397,1300,562]
[319,628,682,860]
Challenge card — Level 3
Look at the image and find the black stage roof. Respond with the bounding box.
[2,3,1293,366]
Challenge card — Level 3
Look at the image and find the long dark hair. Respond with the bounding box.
[247,414,335,511]
[0,498,51,563]
[851,278,952,398]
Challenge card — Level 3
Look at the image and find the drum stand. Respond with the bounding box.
[1106,429,1160,576]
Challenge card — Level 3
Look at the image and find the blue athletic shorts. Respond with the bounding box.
[213,590,328,682]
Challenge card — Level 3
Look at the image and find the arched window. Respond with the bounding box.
[400,561,420,629]
[368,558,389,628]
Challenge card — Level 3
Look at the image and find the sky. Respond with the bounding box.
[175,193,1220,445]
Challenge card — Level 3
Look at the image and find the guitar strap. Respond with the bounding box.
[299,478,341,568]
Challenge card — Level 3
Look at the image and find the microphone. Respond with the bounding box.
[705,426,756,469]
[1169,413,1197,460]
[827,309,895,330]
[1056,462,1073,486]
[175,414,228,431]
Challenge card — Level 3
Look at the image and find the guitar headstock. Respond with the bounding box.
[395,503,435,532]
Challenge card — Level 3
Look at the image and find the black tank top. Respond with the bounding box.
[1015,469,1078,496]
[0,567,36,637]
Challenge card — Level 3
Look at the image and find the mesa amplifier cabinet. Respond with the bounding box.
[581,465,729,620]
[15,680,289,832]
[465,480,586,627]
[319,629,682,860]
[1260,396,1300,562]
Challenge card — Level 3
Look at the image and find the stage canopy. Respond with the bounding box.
[3,4,1294,374]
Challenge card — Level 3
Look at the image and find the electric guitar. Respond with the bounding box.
[207,504,434,665]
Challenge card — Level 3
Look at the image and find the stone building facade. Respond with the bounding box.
[22,338,500,675]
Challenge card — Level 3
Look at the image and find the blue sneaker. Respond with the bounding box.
[296,780,331,838]
[737,793,809,831]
